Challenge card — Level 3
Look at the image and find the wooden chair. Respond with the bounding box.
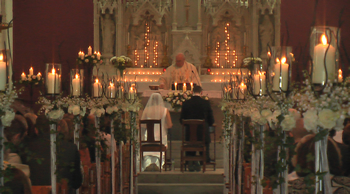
[139,119,167,172]
[180,119,207,173]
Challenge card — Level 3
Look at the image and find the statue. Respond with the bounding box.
[101,13,115,56]
[259,14,274,58]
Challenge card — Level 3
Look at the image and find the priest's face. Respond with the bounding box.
[175,54,185,67]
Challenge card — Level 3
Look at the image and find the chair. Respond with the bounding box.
[139,119,167,172]
[180,119,206,173]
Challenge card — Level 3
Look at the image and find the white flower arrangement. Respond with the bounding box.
[0,86,20,127]
[20,73,43,85]
[243,57,263,66]
[110,55,132,73]
[90,107,105,117]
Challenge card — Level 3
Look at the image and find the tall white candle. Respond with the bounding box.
[37,72,42,80]
[29,67,34,76]
[183,83,187,92]
[129,87,134,99]
[272,58,281,91]
[88,46,92,56]
[312,34,336,84]
[239,82,246,99]
[280,57,289,91]
[47,68,59,94]
[174,82,177,91]
[338,69,343,83]
[260,71,266,95]
[21,72,26,81]
[72,74,81,96]
[0,54,6,91]
[108,83,116,98]
[97,52,101,60]
[253,73,260,95]
[190,82,193,91]
[93,79,101,97]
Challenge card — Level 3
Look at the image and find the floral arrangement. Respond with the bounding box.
[37,97,65,122]
[243,57,262,66]
[0,86,20,127]
[20,73,43,85]
[110,55,132,76]
[163,91,209,111]
[78,51,103,65]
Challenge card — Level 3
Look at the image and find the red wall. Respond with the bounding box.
[12,0,350,101]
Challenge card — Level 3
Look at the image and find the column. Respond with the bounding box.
[93,0,100,51]
[251,0,259,57]
[117,0,123,56]
[197,0,202,30]
[172,0,177,30]
[274,1,281,47]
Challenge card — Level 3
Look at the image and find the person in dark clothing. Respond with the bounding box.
[180,86,215,170]
[22,116,82,193]
[4,167,32,194]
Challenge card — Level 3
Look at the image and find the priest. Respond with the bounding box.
[159,53,201,89]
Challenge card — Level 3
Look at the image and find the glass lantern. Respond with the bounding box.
[0,50,8,91]
[107,77,116,99]
[92,76,103,98]
[310,26,340,85]
[70,69,84,97]
[45,63,61,95]
[269,46,293,92]
[250,62,266,96]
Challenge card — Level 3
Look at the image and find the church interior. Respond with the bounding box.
[1,0,350,193]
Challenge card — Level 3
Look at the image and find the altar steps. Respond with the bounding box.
[167,140,224,168]
[137,170,224,194]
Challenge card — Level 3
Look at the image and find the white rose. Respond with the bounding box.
[85,59,89,63]
[1,110,15,127]
[106,106,114,114]
[166,98,172,102]
[68,105,80,116]
[176,100,181,105]
[80,107,86,116]
[47,109,64,121]
[96,108,105,117]
[28,77,32,81]
[174,92,178,96]
[251,110,264,125]
[281,114,296,131]
[318,109,339,130]
[261,109,273,119]
[303,109,318,132]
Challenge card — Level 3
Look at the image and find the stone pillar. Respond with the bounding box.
[117,0,123,56]
[172,0,177,30]
[274,1,281,47]
[197,0,202,30]
[93,0,100,51]
[251,0,259,57]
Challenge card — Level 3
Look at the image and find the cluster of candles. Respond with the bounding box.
[127,71,163,75]
[223,82,247,100]
[21,67,42,81]
[78,46,101,60]
[47,68,61,94]
[90,78,136,99]
[214,23,238,68]
[173,82,194,92]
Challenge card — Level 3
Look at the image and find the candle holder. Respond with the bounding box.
[107,77,117,99]
[246,61,266,97]
[223,68,247,101]
[310,26,340,88]
[0,49,9,92]
[45,63,61,95]
[70,69,84,97]
[268,46,293,93]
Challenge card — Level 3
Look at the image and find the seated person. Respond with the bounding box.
[140,93,173,171]
[159,53,201,89]
[180,86,214,171]
[4,167,32,194]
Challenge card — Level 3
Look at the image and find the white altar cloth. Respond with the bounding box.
[142,90,223,99]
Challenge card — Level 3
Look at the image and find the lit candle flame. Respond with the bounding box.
[321,34,328,45]
[22,72,25,76]
[95,79,99,83]
[52,68,56,74]
[276,58,280,63]
[75,74,79,79]
[38,72,41,76]
[0,54,4,61]
[281,57,286,64]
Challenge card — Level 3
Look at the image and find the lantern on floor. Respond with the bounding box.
[70,69,84,97]
[45,63,61,95]
[310,26,340,88]
[92,77,103,98]
[107,78,116,99]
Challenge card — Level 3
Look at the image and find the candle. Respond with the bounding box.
[338,69,343,83]
[118,87,123,99]
[93,79,101,97]
[312,34,336,84]
[280,57,289,91]
[97,52,101,60]
[108,82,116,98]
[47,68,60,94]
[183,83,187,92]
[174,82,177,91]
[21,72,26,81]
[272,58,281,91]
[129,87,134,99]
[29,67,33,76]
[190,82,193,91]
[72,74,81,96]
[37,72,42,80]
[80,52,85,60]
[260,71,266,95]
[0,54,6,90]
[253,73,260,95]
[239,82,247,99]
[88,46,92,56]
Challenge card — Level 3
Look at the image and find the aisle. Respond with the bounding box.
[137,169,224,194]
